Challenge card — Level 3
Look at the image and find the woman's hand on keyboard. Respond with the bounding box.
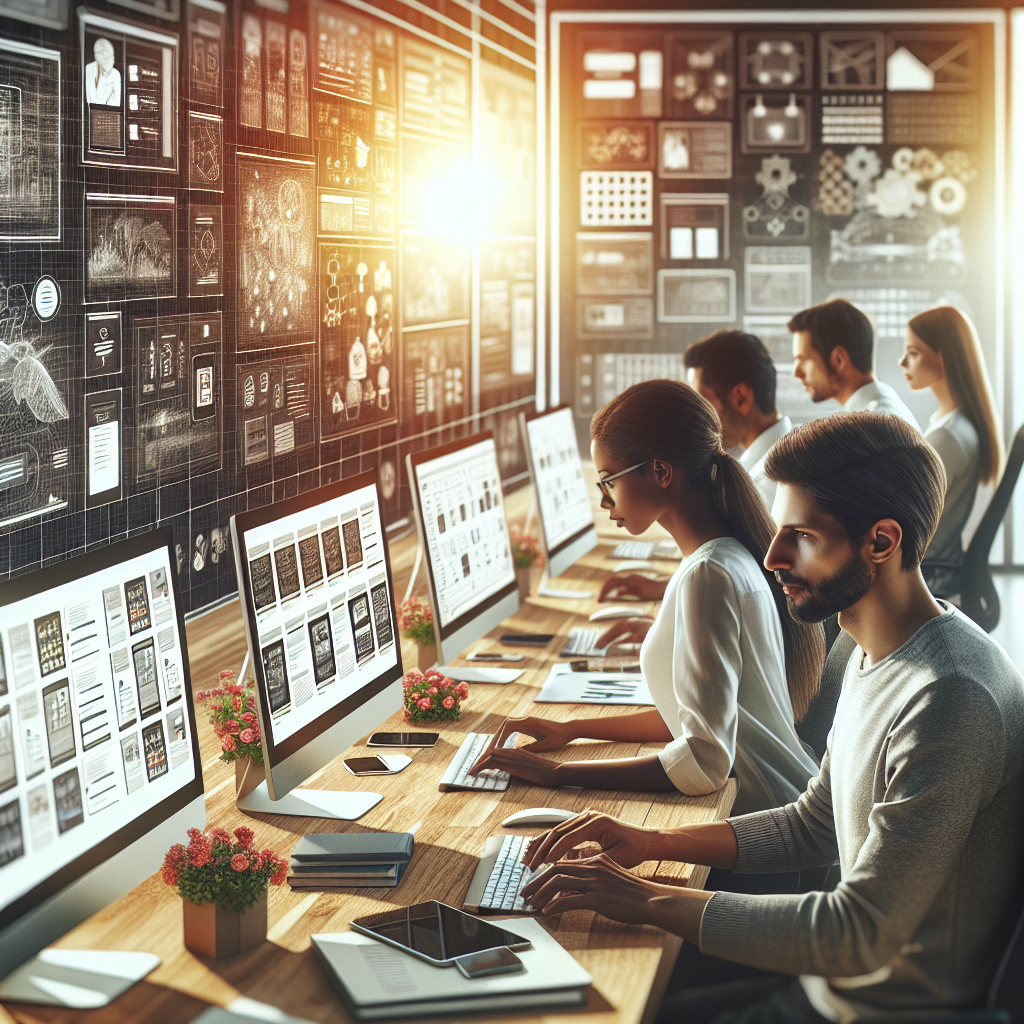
[597,617,653,649]
[488,715,575,754]
[522,811,666,870]
[598,573,668,603]
[467,745,559,786]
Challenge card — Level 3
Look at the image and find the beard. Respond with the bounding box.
[776,553,873,623]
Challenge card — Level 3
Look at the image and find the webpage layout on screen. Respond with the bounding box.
[416,439,515,628]
[0,547,195,914]
[242,482,397,747]
[526,408,593,552]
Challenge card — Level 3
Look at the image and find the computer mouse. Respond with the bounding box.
[613,560,654,572]
[588,606,637,622]
[501,807,578,827]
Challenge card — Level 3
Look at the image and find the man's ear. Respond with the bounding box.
[729,382,755,418]
[829,345,851,375]
[863,519,903,567]
[651,458,674,490]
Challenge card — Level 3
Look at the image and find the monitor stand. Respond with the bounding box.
[536,570,593,601]
[0,949,159,1008]
[236,782,383,820]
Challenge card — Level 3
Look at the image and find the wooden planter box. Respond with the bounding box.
[182,892,267,960]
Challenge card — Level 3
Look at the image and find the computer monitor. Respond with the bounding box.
[0,530,204,1006]
[230,470,404,821]
[520,406,597,579]
[406,433,519,667]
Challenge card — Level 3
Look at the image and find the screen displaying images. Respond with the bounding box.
[0,543,196,917]
[241,480,397,747]
[525,407,594,554]
[413,437,515,629]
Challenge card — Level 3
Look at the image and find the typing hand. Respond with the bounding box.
[599,573,668,603]
[522,810,667,870]
[494,715,575,754]
[466,745,559,787]
[597,617,653,649]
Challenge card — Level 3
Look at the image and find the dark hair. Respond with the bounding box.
[683,330,777,415]
[788,299,874,374]
[764,412,946,570]
[591,380,824,720]
[907,306,1003,485]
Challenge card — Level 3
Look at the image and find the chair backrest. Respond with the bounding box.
[959,423,1024,633]
[796,628,857,762]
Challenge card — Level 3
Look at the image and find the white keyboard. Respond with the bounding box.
[438,732,510,792]
[561,626,608,658]
[464,834,537,914]
[611,539,682,560]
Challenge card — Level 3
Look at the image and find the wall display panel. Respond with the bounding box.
[0,0,68,31]
[578,30,663,119]
[740,92,810,153]
[743,155,809,239]
[657,269,736,323]
[188,205,223,297]
[312,5,373,102]
[109,0,180,21]
[480,239,535,394]
[400,232,470,328]
[744,246,812,312]
[580,170,653,227]
[187,111,223,192]
[401,325,469,432]
[186,0,225,108]
[78,11,178,172]
[133,314,222,490]
[657,122,732,179]
[84,194,176,304]
[579,121,654,171]
[821,32,885,90]
[575,297,654,342]
[84,389,123,509]
[576,232,652,296]
[666,31,734,119]
[660,195,729,261]
[84,311,122,377]
[821,94,884,146]
[0,270,69,533]
[738,32,813,90]
[360,445,401,525]
[316,97,374,191]
[237,352,315,469]
[0,40,61,242]
[399,38,470,142]
[236,154,316,350]
[886,30,975,92]
[318,242,396,440]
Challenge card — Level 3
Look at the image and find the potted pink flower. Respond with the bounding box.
[162,826,288,959]
[402,668,468,723]
[196,670,263,799]
[399,596,437,672]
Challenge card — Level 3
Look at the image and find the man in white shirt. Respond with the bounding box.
[684,330,792,510]
[789,299,919,430]
[85,37,121,107]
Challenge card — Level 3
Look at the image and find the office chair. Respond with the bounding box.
[797,626,857,763]
[959,422,1024,633]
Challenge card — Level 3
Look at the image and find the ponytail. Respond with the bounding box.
[592,379,824,721]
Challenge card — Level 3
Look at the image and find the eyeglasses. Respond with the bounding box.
[596,460,651,505]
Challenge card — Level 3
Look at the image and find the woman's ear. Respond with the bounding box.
[652,459,673,489]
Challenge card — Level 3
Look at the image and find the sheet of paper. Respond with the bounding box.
[534,662,653,706]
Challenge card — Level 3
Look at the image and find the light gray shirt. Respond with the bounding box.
[640,537,819,815]
[922,408,980,597]
[739,416,792,512]
[843,380,920,432]
[699,605,1024,1014]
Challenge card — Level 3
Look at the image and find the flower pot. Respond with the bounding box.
[182,891,267,960]
[234,756,264,802]
[515,565,538,602]
[416,642,438,672]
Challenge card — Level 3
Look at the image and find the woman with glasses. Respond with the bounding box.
[470,379,824,815]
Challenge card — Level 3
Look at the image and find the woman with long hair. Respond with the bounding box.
[899,306,1003,598]
[470,380,825,815]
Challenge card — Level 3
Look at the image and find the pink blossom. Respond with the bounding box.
[232,696,242,711]
[428,687,438,695]
[161,866,179,886]
[188,844,212,867]
[211,828,231,844]
[270,861,288,886]
[417,697,432,710]
[220,669,234,679]
[456,683,469,699]
[240,728,256,744]
[230,853,250,872]
[225,719,240,733]
[442,696,455,709]
[221,734,236,752]
[242,712,257,725]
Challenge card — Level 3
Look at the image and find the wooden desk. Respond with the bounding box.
[2,479,735,1024]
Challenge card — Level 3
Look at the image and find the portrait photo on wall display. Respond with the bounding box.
[79,11,178,171]
[0,40,61,241]
[236,154,316,350]
[319,243,395,439]
[85,194,176,304]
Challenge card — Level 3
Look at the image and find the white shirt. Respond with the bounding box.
[739,416,792,511]
[843,380,920,431]
[640,537,819,814]
[85,63,121,106]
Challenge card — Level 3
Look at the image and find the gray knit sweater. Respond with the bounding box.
[699,604,1024,1011]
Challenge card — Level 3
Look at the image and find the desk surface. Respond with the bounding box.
[3,474,735,1024]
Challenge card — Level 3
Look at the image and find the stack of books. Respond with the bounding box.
[287,831,414,890]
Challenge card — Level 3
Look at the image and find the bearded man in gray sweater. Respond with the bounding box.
[521,412,1024,1023]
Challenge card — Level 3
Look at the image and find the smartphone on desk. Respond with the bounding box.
[343,755,405,775]
[368,732,439,747]
[500,633,555,647]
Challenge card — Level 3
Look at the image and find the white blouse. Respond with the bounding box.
[639,537,819,815]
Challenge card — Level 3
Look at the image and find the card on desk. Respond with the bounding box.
[535,662,654,705]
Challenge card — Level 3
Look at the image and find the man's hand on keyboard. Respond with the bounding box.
[522,810,667,870]
[596,617,654,649]
[598,572,668,603]
[467,744,559,787]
